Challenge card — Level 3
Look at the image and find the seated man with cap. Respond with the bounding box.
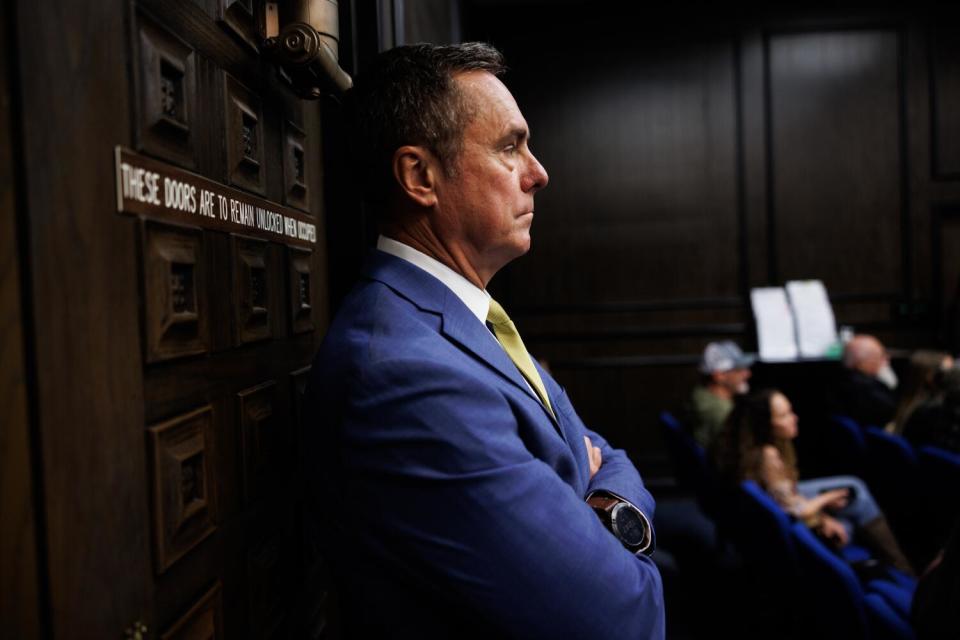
[682,341,755,449]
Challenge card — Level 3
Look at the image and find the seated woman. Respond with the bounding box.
[712,388,915,575]
[904,366,960,454]
[888,350,953,436]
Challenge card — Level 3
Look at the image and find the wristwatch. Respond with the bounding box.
[587,492,652,554]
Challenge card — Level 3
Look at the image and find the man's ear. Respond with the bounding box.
[393,146,438,207]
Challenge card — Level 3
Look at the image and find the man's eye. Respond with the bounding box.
[503,144,518,154]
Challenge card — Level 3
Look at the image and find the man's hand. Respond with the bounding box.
[584,436,602,480]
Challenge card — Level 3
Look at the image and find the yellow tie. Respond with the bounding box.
[487,298,554,419]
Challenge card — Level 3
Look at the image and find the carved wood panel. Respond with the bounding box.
[283,120,309,212]
[142,220,208,363]
[290,365,311,435]
[18,0,330,635]
[302,530,333,640]
[232,235,273,344]
[247,533,287,638]
[147,405,218,574]
[137,12,196,168]
[224,73,266,195]
[161,582,224,640]
[217,0,262,53]
[289,247,314,334]
[237,381,280,503]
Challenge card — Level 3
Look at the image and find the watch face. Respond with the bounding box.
[611,504,645,547]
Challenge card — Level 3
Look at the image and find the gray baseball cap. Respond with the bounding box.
[699,341,755,374]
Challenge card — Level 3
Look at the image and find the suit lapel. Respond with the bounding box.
[363,251,563,436]
[440,297,563,437]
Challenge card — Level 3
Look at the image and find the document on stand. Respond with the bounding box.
[750,287,799,361]
[786,280,838,358]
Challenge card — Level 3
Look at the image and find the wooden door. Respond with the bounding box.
[13,0,334,636]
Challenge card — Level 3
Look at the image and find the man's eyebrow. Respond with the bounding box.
[497,127,529,145]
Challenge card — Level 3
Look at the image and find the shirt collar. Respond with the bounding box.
[376,235,490,324]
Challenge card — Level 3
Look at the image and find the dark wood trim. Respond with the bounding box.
[16,0,155,633]
[733,35,750,302]
[551,354,701,370]
[762,30,777,285]
[0,0,44,635]
[754,15,912,36]
[549,324,913,372]
[527,323,746,343]
[897,26,914,299]
[930,203,960,323]
[143,333,315,424]
[392,0,406,45]
[512,296,744,316]
[514,292,900,319]
[928,25,960,182]
[830,291,902,303]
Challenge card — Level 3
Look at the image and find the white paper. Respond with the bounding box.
[786,280,838,358]
[750,287,799,361]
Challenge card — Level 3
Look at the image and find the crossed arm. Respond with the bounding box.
[332,355,664,639]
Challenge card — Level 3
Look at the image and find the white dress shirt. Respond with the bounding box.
[376,235,491,324]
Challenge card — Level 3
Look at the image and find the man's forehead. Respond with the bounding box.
[454,70,528,132]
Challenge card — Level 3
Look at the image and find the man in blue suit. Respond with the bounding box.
[303,42,664,639]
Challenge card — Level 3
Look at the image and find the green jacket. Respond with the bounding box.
[683,386,733,450]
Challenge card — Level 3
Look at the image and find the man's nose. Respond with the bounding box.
[522,151,549,193]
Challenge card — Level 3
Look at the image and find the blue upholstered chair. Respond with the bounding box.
[658,411,708,494]
[916,445,960,564]
[863,427,919,554]
[737,481,798,571]
[821,415,868,478]
[658,411,736,536]
[736,480,801,621]
[737,480,870,594]
[863,427,918,505]
[790,521,915,639]
[863,593,916,640]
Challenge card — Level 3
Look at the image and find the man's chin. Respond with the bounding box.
[510,233,532,256]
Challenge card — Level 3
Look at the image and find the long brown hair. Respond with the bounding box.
[713,388,798,484]
[890,350,951,434]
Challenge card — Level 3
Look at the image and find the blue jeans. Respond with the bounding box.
[797,475,881,541]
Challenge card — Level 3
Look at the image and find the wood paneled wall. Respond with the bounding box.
[0,1,42,635]
[462,4,960,476]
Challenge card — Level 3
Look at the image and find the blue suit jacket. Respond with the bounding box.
[303,250,664,639]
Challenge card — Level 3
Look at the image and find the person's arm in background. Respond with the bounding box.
[758,446,850,546]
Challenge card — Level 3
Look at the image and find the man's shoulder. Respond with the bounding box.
[322,277,490,383]
[843,368,881,389]
[323,279,443,356]
[689,385,729,412]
